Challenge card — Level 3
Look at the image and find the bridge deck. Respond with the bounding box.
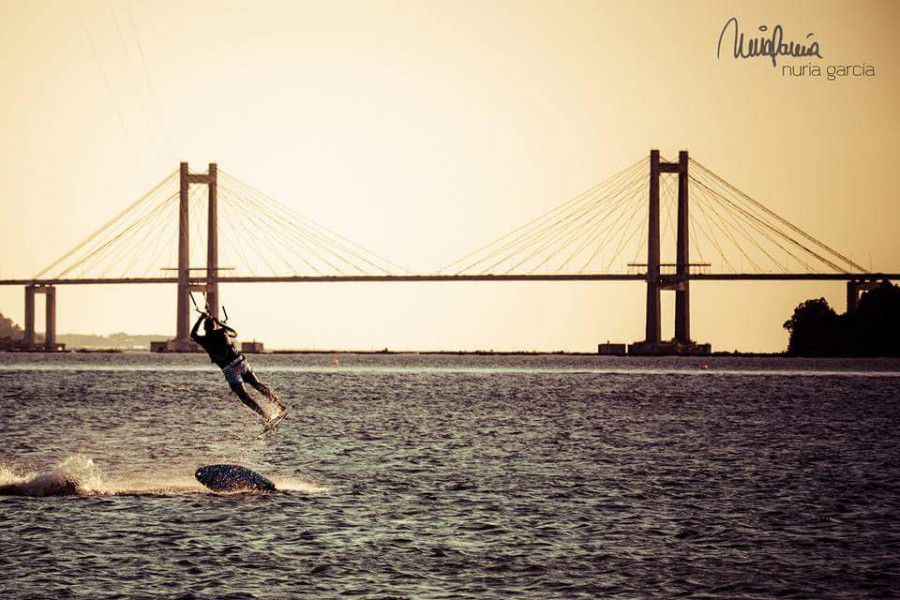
[0,273,897,286]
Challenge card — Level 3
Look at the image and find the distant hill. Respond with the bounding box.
[1,311,166,350]
[57,332,169,350]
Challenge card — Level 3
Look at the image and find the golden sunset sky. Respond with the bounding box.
[1,0,898,351]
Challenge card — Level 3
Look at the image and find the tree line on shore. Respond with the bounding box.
[0,312,23,349]
[783,281,900,357]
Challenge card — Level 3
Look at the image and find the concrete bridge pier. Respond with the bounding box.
[23,284,58,351]
[846,279,883,314]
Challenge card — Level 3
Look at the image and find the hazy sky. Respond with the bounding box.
[1,0,898,351]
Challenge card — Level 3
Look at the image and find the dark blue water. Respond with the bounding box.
[1,353,899,598]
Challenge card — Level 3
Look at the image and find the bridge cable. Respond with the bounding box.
[219,188,286,276]
[505,169,646,273]
[221,173,388,274]
[218,193,254,276]
[234,186,360,275]
[520,163,646,273]
[102,192,176,277]
[687,204,707,272]
[629,198,649,270]
[220,184,346,275]
[221,186,329,276]
[477,159,647,273]
[557,174,646,273]
[692,172,799,273]
[59,189,176,279]
[602,185,652,273]
[481,171,637,273]
[690,180,764,272]
[690,185,737,272]
[145,207,179,278]
[108,189,179,277]
[220,171,403,275]
[691,173,845,272]
[690,159,864,272]
[576,176,649,273]
[454,158,647,274]
[444,157,646,274]
[552,170,649,272]
[228,183,346,276]
[35,170,176,278]
[217,191,261,277]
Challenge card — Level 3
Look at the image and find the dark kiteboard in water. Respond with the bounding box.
[194,464,277,493]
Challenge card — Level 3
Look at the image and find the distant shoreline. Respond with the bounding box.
[6,347,900,360]
[2,347,792,358]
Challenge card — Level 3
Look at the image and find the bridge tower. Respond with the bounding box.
[22,284,57,350]
[172,162,219,351]
[632,150,709,355]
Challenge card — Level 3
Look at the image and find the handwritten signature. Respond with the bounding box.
[717,17,822,67]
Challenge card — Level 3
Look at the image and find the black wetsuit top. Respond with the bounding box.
[191,315,241,368]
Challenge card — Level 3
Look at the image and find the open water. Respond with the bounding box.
[1,353,899,599]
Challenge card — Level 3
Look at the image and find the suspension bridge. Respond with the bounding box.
[2,150,894,353]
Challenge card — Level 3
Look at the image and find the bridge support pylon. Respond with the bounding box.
[846,279,883,314]
[630,149,710,356]
[23,284,59,351]
[172,162,219,351]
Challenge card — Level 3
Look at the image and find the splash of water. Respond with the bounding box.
[0,454,103,497]
[0,455,326,496]
[273,478,328,493]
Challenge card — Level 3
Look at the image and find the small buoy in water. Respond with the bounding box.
[332,358,340,366]
[700,363,709,370]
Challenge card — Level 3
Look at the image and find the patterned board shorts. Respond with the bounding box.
[221,356,253,387]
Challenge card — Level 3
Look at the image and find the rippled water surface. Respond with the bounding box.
[1,353,899,599]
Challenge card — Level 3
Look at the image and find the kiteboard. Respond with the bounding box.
[194,464,277,493]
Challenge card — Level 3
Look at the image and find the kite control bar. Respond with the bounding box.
[189,291,231,325]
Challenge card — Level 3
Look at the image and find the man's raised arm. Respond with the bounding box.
[190,314,206,341]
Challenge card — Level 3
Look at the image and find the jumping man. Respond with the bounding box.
[191,312,288,426]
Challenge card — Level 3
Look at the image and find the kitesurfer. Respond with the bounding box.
[191,312,287,425]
